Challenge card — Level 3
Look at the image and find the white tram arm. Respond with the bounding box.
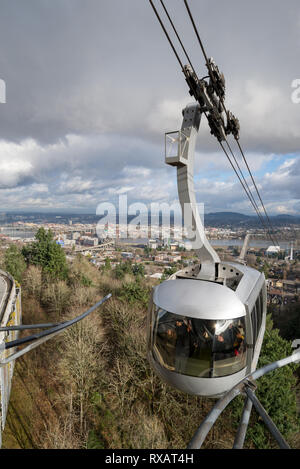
[238,234,251,264]
[165,103,220,280]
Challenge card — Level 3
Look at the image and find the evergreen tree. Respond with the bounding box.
[230,315,299,448]
[248,316,299,448]
[114,260,133,279]
[104,258,111,271]
[132,263,145,278]
[22,227,68,280]
[163,266,177,276]
[3,244,26,283]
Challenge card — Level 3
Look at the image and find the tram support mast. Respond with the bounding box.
[165,102,243,283]
[165,103,219,281]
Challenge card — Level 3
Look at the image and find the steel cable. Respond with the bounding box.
[0,294,111,352]
[182,0,280,245]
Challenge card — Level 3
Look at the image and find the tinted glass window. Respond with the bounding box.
[151,308,247,378]
[258,289,264,331]
[252,289,264,343]
[256,295,261,335]
[251,304,257,343]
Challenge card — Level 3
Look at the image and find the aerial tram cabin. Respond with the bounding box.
[148,262,266,397]
[147,102,267,398]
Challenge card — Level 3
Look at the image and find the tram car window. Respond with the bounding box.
[148,266,267,397]
[251,304,258,344]
[257,290,263,333]
[251,288,264,344]
[152,308,247,378]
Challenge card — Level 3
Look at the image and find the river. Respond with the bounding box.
[118,237,293,250]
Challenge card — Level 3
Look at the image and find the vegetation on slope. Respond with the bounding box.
[0,234,299,448]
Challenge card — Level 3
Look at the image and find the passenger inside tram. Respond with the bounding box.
[153,309,246,378]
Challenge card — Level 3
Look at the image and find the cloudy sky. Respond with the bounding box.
[0,0,299,215]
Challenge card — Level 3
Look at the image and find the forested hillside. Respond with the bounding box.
[1,230,299,449]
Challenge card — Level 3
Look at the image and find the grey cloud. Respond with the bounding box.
[0,0,299,149]
[0,0,299,213]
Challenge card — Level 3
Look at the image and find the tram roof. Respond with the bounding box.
[153,263,263,320]
[228,262,262,300]
[154,278,245,320]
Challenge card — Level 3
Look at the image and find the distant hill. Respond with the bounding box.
[0,210,299,229]
[204,212,300,227]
